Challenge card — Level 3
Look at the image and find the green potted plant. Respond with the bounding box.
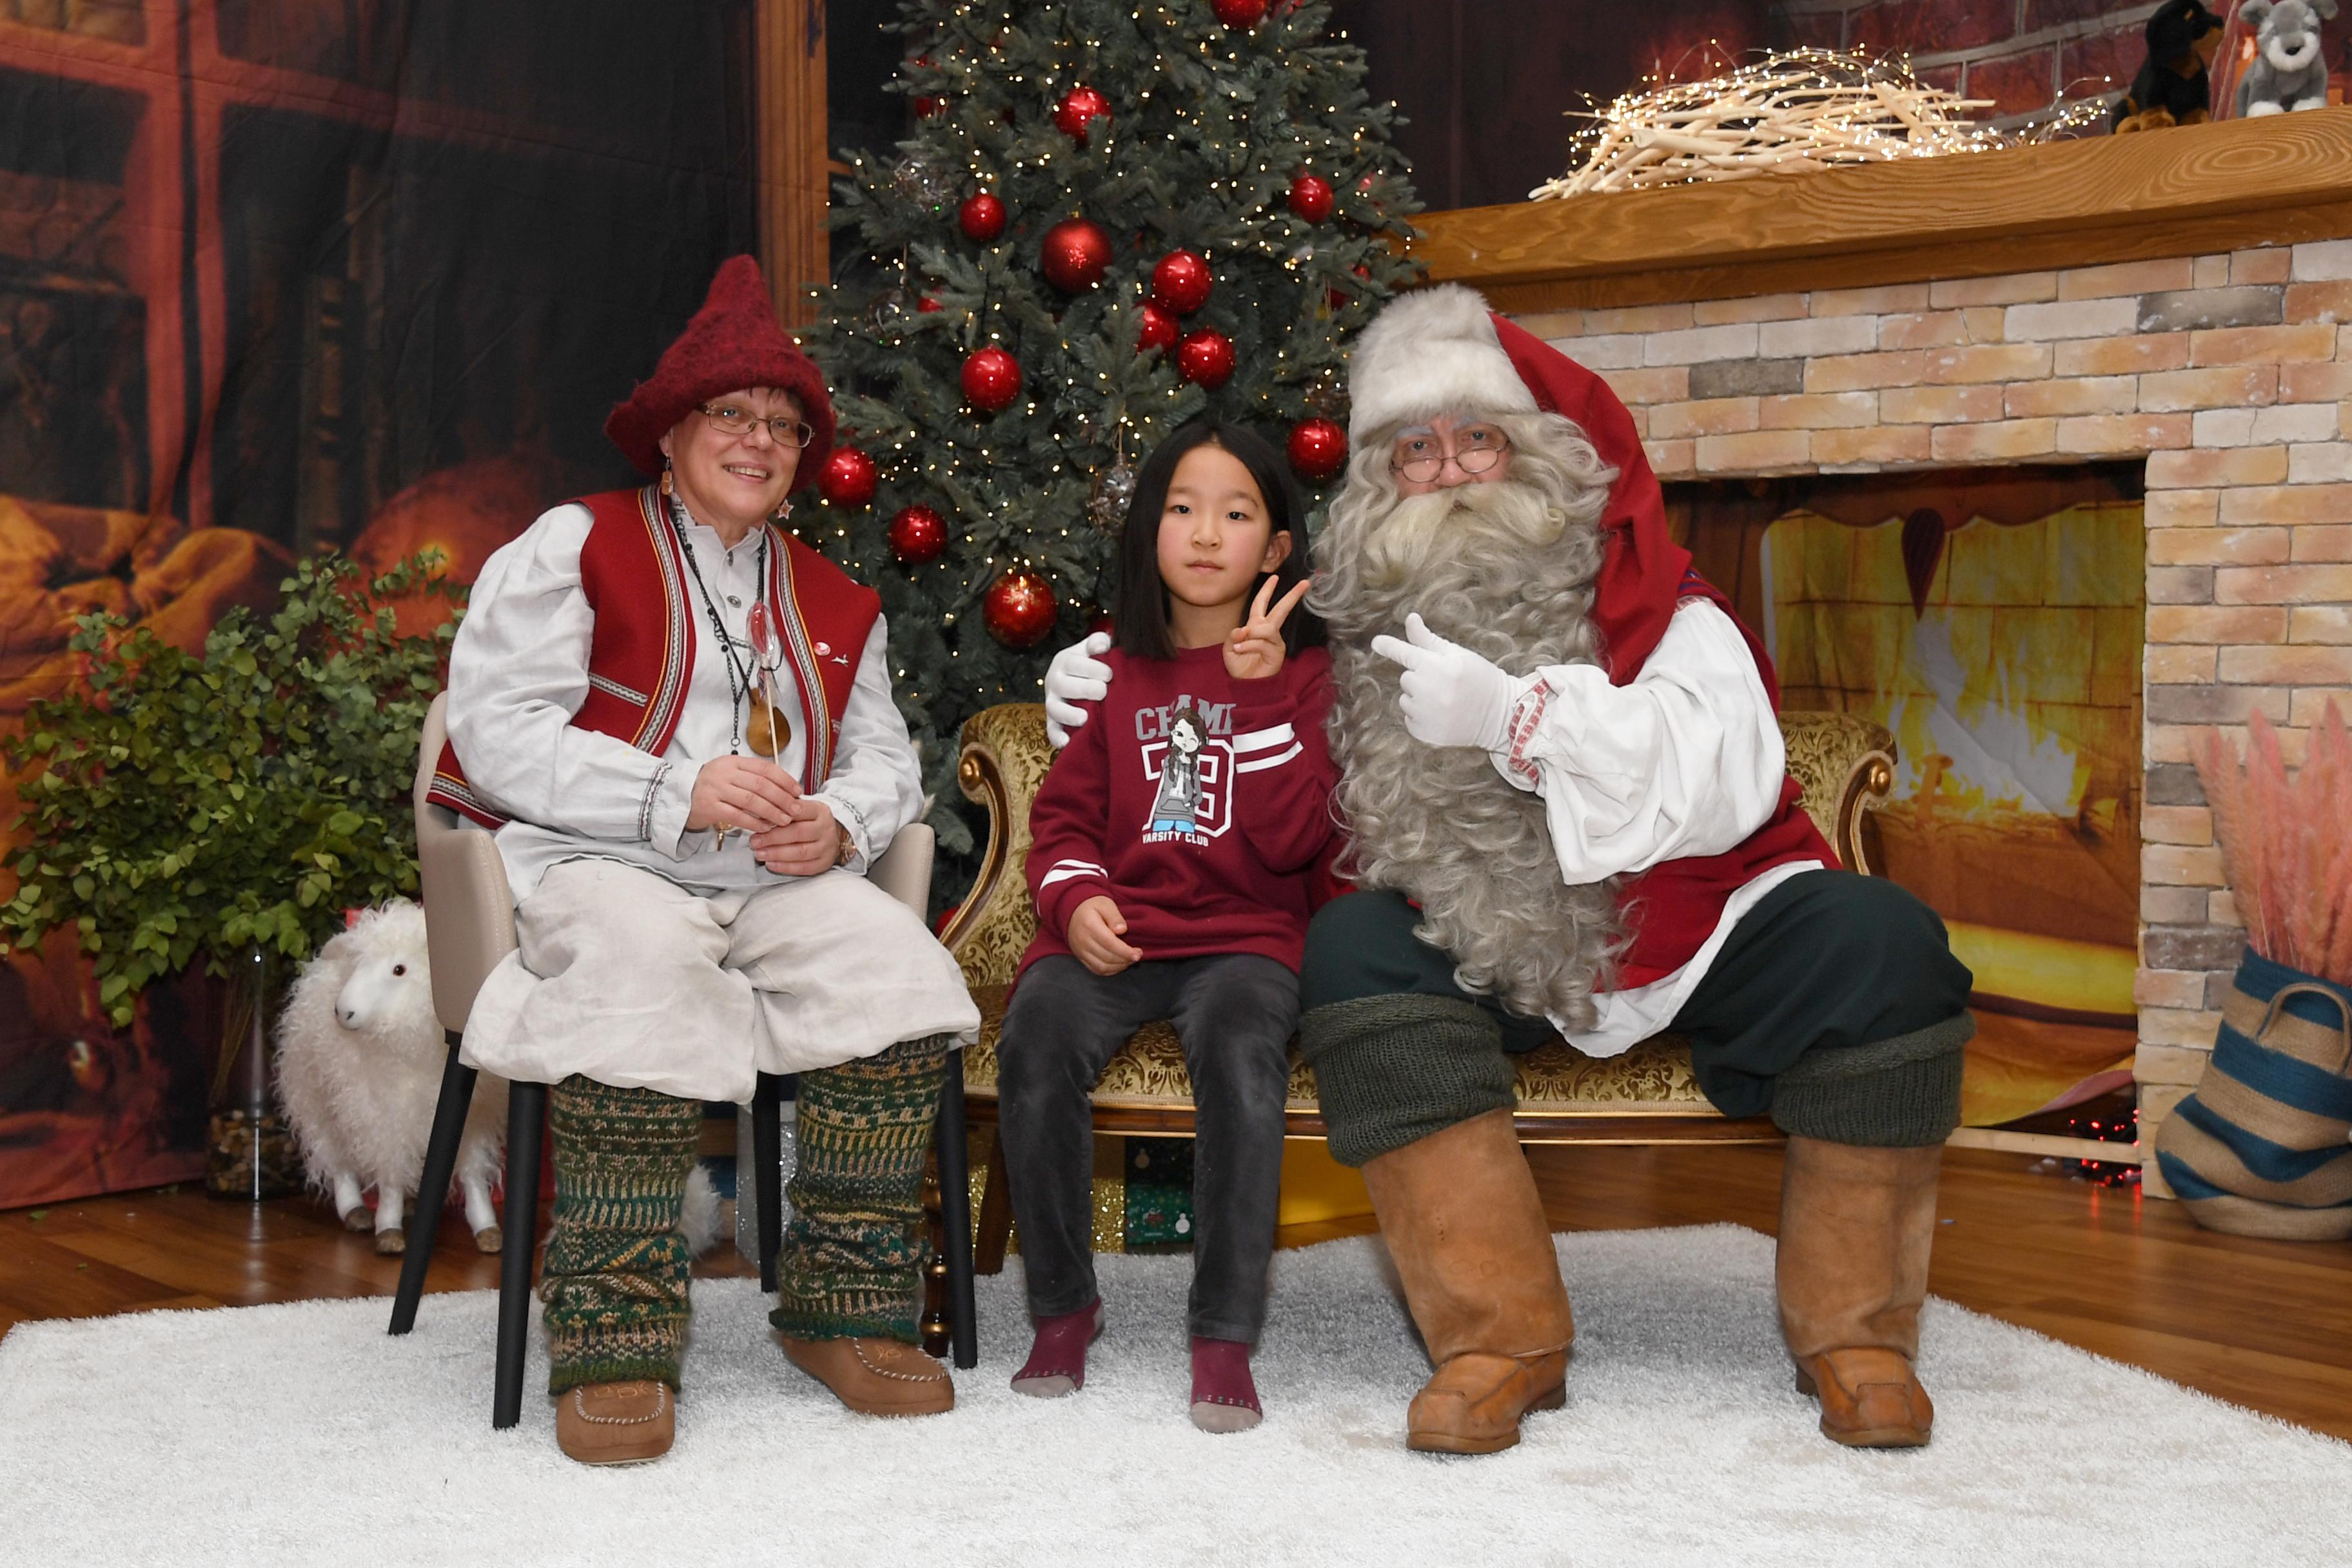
[1,552,461,1199]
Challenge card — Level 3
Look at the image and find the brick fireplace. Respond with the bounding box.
[1416,112,2352,1183]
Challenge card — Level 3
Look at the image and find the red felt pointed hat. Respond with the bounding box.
[604,255,836,486]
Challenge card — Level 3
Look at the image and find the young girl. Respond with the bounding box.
[996,419,1335,1432]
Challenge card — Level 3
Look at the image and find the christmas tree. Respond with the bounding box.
[799,0,1421,860]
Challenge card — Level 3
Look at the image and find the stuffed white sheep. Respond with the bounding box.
[275,900,508,1255]
[274,899,726,1258]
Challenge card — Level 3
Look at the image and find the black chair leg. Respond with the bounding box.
[388,1031,478,1336]
[753,1071,784,1293]
[491,1079,547,1430]
[936,1061,978,1370]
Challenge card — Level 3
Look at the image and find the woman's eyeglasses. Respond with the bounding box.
[698,402,815,449]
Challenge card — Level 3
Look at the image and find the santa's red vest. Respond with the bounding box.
[426,485,879,830]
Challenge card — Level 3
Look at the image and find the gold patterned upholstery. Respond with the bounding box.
[940,702,1894,1135]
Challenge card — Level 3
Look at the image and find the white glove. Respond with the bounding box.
[1043,631,1113,749]
[1369,613,1536,752]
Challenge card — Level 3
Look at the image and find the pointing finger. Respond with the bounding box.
[1250,575,1278,623]
[1369,632,1426,669]
[1268,578,1313,627]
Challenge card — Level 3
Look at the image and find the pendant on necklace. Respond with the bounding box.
[747,699,790,758]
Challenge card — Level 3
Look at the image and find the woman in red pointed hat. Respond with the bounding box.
[435,255,979,1464]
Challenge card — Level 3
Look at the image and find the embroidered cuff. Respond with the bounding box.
[644,758,698,858]
[819,792,874,872]
[1496,678,1552,790]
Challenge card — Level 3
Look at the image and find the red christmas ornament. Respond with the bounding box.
[961,346,1023,413]
[1176,329,1235,389]
[1286,417,1348,481]
[1040,217,1113,293]
[958,192,1006,242]
[888,504,948,565]
[1136,302,1178,353]
[910,54,945,117]
[917,294,944,313]
[1054,86,1112,143]
[817,446,878,508]
[984,569,1058,647]
[1211,0,1268,26]
[1326,262,1373,311]
[1152,250,1213,315]
[1287,173,1334,224]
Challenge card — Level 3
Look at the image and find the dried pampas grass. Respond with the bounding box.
[2195,700,2352,985]
[1531,48,2106,201]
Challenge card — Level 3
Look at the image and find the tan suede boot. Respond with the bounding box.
[1359,1109,1574,1455]
[1776,1135,1943,1448]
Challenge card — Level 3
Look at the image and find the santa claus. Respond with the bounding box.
[1044,284,1975,1455]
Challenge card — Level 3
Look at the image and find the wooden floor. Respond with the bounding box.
[3,1144,2347,1442]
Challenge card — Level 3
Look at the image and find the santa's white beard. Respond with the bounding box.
[1316,475,1623,1027]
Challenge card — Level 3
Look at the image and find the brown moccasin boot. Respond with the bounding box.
[1777,1135,1943,1449]
[1359,1109,1574,1455]
[781,1335,955,1416]
[554,1379,675,1465]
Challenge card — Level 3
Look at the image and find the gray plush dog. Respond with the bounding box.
[2236,0,2339,116]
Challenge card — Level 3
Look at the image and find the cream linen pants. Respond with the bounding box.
[460,857,981,1101]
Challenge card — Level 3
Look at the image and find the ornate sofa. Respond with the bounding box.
[939,703,1894,1260]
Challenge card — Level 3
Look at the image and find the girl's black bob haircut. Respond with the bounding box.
[1113,418,1326,662]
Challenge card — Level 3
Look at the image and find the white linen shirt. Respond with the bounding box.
[446,500,926,901]
[1494,597,1825,1055]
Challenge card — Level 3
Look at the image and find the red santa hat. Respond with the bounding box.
[1346,282,1698,684]
[604,255,836,486]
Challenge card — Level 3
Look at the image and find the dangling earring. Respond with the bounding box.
[772,498,792,524]
[660,460,674,498]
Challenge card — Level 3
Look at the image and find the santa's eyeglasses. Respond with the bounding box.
[1389,424,1510,483]
[698,402,816,449]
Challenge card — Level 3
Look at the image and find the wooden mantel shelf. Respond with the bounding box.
[1413,108,2352,312]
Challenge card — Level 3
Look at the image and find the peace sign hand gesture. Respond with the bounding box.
[1224,576,1313,681]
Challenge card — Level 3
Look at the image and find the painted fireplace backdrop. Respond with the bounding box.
[0,1,760,1208]
[1678,467,2144,1126]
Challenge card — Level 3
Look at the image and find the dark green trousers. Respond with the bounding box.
[1298,870,1975,1164]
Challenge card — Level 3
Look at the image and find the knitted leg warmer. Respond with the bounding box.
[1300,995,1514,1168]
[768,1034,952,1342]
[540,1074,701,1394]
[1770,1014,1974,1148]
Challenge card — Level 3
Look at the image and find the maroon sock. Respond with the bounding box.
[1189,1336,1262,1426]
[1011,1300,1104,1395]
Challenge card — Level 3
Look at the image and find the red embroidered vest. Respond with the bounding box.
[427,485,881,830]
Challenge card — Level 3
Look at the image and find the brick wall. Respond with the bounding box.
[1512,238,2352,1186]
[1770,0,2161,119]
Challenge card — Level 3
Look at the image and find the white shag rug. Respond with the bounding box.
[4,1224,2346,1567]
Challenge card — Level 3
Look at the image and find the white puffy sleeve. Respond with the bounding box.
[808,614,925,871]
[1498,598,1786,883]
[445,504,700,855]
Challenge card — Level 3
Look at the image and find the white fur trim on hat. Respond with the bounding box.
[1346,282,1538,442]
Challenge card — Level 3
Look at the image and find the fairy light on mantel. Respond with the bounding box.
[1531,46,2108,201]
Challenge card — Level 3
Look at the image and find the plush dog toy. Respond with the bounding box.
[2113,0,2227,131]
[2236,0,2340,115]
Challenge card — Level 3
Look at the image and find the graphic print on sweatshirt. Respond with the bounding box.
[1144,704,1218,840]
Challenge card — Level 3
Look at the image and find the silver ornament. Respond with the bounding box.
[1089,463,1137,532]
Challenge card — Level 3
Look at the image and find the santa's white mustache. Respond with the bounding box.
[1358,476,1561,585]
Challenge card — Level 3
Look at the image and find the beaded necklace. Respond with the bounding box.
[667,496,767,757]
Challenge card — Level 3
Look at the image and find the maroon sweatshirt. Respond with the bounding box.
[1019,642,1338,977]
